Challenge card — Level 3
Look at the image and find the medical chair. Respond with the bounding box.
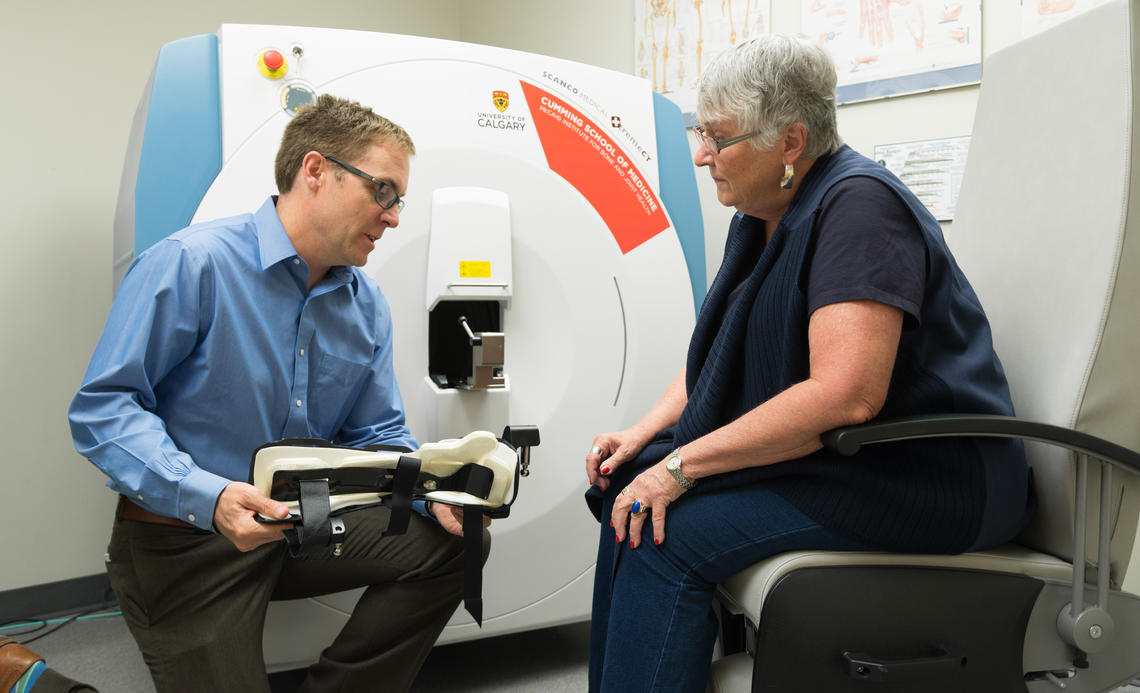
[709,2,1140,691]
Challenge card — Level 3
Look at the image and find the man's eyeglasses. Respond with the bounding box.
[323,155,405,212]
[691,125,764,154]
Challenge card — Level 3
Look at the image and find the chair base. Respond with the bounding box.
[713,564,1140,693]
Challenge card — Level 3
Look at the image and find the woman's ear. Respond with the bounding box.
[782,122,809,163]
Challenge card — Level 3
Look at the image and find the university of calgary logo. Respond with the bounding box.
[492,90,510,112]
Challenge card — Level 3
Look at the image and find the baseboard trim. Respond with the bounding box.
[0,574,114,623]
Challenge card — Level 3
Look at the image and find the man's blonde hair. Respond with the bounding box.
[274,94,415,193]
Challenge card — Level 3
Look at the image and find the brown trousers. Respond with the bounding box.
[106,503,484,693]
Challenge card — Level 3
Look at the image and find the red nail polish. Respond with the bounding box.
[601,466,610,474]
[615,534,621,543]
[630,540,635,549]
[609,520,613,527]
[654,538,661,545]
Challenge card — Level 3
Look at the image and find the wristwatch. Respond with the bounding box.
[665,449,696,490]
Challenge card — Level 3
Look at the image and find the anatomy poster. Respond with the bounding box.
[874,135,970,221]
[1022,0,1109,37]
[635,0,771,123]
[804,1,981,104]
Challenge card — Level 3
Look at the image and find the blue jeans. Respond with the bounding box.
[588,481,869,693]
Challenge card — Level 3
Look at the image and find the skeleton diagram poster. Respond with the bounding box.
[803,1,981,104]
[635,0,772,124]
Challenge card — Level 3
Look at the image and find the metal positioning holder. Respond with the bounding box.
[458,315,505,389]
[502,425,539,478]
[1056,455,1116,661]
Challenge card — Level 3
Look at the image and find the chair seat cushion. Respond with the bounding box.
[717,544,1072,623]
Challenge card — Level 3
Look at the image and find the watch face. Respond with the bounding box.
[667,456,680,471]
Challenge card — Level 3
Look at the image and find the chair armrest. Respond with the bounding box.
[821,414,1140,476]
[823,415,1140,656]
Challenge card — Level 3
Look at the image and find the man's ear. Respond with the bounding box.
[782,122,809,163]
[297,151,327,193]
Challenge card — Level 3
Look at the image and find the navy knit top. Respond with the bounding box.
[629,146,1034,554]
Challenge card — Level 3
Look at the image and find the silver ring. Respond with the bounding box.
[590,446,602,455]
[620,487,632,497]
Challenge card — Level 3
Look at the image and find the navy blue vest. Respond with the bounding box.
[650,146,1032,553]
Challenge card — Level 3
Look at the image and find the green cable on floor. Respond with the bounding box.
[0,610,122,634]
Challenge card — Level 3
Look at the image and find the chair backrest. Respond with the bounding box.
[949,0,1140,585]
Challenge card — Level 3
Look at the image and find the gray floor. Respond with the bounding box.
[8,610,1140,692]
[3,609,590,692]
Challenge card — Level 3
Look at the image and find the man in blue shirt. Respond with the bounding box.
[69,95,480,692]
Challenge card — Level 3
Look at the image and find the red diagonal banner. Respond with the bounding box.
[521,81,669,254]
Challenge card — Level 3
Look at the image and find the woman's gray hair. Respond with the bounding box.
[696,34,843,159]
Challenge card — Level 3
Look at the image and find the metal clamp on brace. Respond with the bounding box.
[249,427,539,624]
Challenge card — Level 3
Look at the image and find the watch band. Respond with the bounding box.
[667,449,696,490]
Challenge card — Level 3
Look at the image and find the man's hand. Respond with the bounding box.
[213,482,290,552]
[427,501,492,537]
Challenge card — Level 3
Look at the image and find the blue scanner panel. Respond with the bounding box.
[135,34,222,255]
[654,91,706,313]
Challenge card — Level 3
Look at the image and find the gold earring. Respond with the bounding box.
[780,163,794,189]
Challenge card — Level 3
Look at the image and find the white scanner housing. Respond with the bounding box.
[116,24,705,671]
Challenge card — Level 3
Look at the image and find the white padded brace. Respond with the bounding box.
[252,430,518,515]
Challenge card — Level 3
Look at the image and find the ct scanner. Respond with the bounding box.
[114,25,705,670]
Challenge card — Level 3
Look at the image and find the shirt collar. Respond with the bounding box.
[253,195,360,294]
[255,196,301,271]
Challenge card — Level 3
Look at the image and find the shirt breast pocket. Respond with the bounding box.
[309,352,371,437]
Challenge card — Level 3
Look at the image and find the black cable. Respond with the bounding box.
[1,588,118,646]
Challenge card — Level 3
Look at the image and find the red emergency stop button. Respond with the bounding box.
[258,49,288,79]
[263,50,284,71]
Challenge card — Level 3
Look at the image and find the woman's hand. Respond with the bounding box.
[611,459,688,548]
[586,428,654,491]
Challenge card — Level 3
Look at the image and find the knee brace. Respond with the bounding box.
[249,426,539,625]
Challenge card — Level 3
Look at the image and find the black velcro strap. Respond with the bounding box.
[283,479,332,557]
[268,463,495,504]
[383,456,422,537]
[437,464,494,500]
[463,504,484,626]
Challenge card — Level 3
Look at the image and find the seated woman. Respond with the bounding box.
[584,34,1035,693]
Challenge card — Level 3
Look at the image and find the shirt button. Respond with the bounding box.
[137,493,144,500]
[293,258,301,265]
[188,514,196,523]
[299,348,305,356]
[296,399,303,407]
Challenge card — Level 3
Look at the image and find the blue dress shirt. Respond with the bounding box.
[69,197,418,530]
